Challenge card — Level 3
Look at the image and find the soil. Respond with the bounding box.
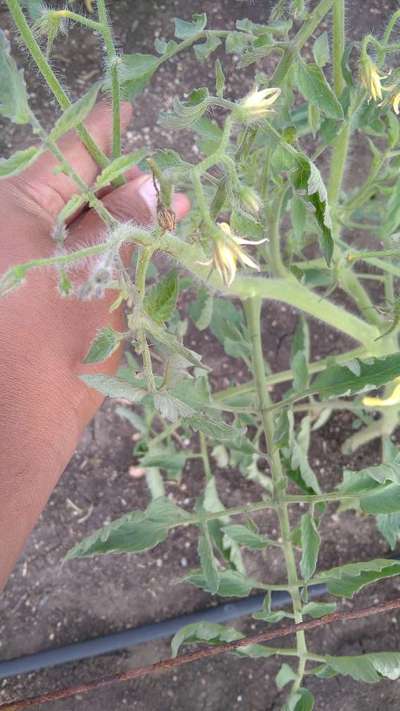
[1,1,400,710]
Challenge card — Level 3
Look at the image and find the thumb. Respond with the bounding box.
[68,174,190,253]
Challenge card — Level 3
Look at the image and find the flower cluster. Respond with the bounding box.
[200,222,267,287]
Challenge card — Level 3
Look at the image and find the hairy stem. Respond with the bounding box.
[96,0,123,166]
[5,0,111,171]
[135,247,156,391]
[271,0,335,84]
[244,297,307,693]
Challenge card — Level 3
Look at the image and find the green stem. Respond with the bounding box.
[383,9,400,47]
[244,297,308,692]
[213,345,367,403]
[199,432,212,481]
[5,226,380,347]
[271,0,335,84]
[332,0,345,97]
[268,187,289,277]
[53,9,102,31]
[340,268,383,329]
[135,247,156,392]
[342,155,387,214]
[5,0,110,171]
[96,0,122,165]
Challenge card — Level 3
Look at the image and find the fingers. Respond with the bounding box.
[68,174,191,253]
[14,102,133,220]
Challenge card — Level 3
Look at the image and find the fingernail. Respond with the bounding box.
[136,175,158,218]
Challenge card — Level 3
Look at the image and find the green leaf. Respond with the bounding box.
[49,83,101,141]
[192,116,223,155]
[80,374,147,402]
[312,32,330,68]
[95,149,148,189]
[56,194,86,224]
[0,146,42,178]
[300,512,320,580]
[194,33,221,62]
[291,316,310,391]
[171,621,274,660]
[189,289,213,331]
[0,30,30,124]
[287,688,315,711]
[222,524,269,550]
[302,602,336,618]
[118,53,159,99]
[294,156,333,265]
[253,609,293,623]
[297,60,343,120]
[311,354,400,399]
[145,467,165,500]
[174,13,207,39]
[225,31,251,55]
[276,663,297,689]
[347,457,400,486]
[231,209,264,240]
[172,621,241,657]
[153,391,195,422]
[316,558,400,598]
[198,528,219,594]
[116,406,147,434]
[21,0,43,20]
[140,445,187,479]
[144,270,179,324]
[66,497,190,559]
[286,414,321,495]
[318,652,400,683]
[83,327,122,364]
[143,316,205,370]
[187,414,248,446]
[377,512,400,550]
[360,483,400,514]
[160,87,210,129]
[151,148,189,171]
[291,196,307,244]
[215,58,225,98]
[183,569,261,597]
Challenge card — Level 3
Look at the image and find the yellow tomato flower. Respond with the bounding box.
[391,91,400,115]
[362,377,400,408]
[238,86,281,121]
[360,56,386,102]
[199,222,268,287]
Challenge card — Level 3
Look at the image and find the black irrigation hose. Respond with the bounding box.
[0,584,327,679]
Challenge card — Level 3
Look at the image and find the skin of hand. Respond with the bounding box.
[0,102,190,588]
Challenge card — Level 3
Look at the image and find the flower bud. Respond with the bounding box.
[239,186,262,214]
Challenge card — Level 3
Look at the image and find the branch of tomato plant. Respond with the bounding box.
[96,0,122,162]
[271,0,335,84]
[52,9,103,32]
[133,246,157,392]
[5,0,112,173]
[199,432,212,481]
[324,4,387,331]
[213,345,368,404]
[4,597,400,711]
[266,185,289,278]
[1,225,381,347]
[244,296,308,694]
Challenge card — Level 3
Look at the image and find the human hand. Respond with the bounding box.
[0,102,189,585]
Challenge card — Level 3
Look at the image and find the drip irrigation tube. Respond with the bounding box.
[0,583,327,679]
